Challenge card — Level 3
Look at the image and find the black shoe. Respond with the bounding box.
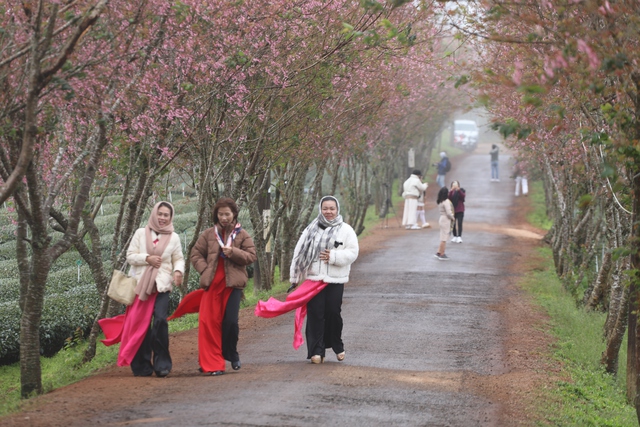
[209,370,224,376]
[134,372,153,377]
[156,370,170,378]
[232,360,241,371]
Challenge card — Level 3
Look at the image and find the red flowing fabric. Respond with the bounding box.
[167,289,204,320]
[254,280,327,349]
[198,259,232,372]
[98,293,158,366]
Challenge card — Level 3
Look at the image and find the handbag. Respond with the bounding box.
[107,263,137,305]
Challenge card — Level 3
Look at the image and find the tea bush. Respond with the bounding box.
[0,196,255,366]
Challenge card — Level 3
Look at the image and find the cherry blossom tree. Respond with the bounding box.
[442,0,640,418]
[1,0,462,398]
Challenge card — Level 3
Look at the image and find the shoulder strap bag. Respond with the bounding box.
[107,261,137,305]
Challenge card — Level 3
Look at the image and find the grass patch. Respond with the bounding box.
[521,187,635,425]
[0,336,121,416]
[528,180,552,231]
[520,248,636,426]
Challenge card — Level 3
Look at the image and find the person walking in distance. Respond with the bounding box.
[513,160,529,196]
[489,144,500,182]
[402,170,428,230]
[435,187,455,260]
[434,152,451,188]
[448,180,466,243]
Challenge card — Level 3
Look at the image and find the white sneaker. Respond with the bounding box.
[410,225,421,230]
[451,236,457,242]
[457,236,463,243]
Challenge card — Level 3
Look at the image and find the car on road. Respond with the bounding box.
[452,119,479,151]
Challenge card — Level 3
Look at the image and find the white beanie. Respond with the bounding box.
[440,152,446,158]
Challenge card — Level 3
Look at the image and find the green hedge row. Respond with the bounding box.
[0,278,18,302]
[0,198,256,365]
[0,259,17,276]
[0,241,15,261]
[0,275,206,365]
[0,265,99,304]
[0,284,103,364]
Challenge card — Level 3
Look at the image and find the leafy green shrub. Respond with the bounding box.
[92,213,120,235]
[96,201,122,215]
[0,194,262,367]
[0,241,16,261]
[0,284,104,364]
[172,211,199,234]
[39,284,102,357]
[0,208,17,239]
[0,301,20,364]
[48,250,87,274]
[0,259,17,277]
[46,265,92,290]
[0,277,19,302]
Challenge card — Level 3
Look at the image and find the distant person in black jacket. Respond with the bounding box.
[434,152,451,188]
[448,181,466,243]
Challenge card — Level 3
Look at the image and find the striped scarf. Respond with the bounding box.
[292,196,343,283]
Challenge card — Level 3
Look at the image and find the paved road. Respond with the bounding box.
[3,139,529,427]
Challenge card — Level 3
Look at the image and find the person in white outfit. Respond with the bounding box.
[435,187,455,260]
[125,202,185,377]
[416,189,430,228]
[513,160,529,196]
[402,170,428,230]
[289,196,359,363]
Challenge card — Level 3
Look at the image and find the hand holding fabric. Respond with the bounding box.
[146,255,162,269]
[221,245,233,258]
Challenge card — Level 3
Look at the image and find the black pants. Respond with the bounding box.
[306,283,344,358]
[131,291,171,376]
[453,212,464,237]
[222,288,242,363]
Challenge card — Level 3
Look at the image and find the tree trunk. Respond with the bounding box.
[249,171,272,292]
[585,251,613,309]
[77,210,112,362]
[277,159,322,283]
[19,254,50,397]
[602,259,629,375]
[16,207,30,312]
[628,72,640,413]
[629,175,640,406]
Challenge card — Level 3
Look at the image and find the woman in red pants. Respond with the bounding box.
[190,198,256,375]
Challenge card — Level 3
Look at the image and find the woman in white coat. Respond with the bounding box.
[289,196,359,364]
[122,201,185,377]
[435,187,454,261]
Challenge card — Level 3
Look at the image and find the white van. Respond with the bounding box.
[452,120,479,151]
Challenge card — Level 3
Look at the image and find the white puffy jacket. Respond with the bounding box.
[290,222,359,284]
[402,174,428,198]
[126,228,185,293]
